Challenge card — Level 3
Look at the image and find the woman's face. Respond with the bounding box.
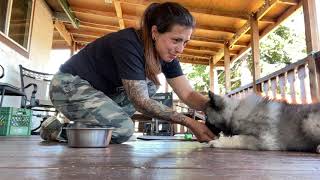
[152,24,193,62]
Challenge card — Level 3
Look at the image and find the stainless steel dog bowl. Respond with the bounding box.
[65,127,114,148]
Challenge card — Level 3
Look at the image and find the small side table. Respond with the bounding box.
[0,83,25,107]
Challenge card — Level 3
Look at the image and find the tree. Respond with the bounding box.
[184,64,210,92]
[182,20,306,93]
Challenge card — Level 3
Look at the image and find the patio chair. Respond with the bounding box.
[19,65,57,134]
[144,92,175,136]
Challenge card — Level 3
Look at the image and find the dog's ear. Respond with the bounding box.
[208,91,224,111]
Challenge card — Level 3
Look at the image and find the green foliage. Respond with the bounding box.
[260,25,293,65]
[183,22,305,93]
[185,64,209,92]
[246,25,297,76]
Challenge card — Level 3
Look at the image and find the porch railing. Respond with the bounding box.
[227,51,320,104]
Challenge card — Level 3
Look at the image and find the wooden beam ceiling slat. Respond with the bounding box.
[69,29,109,38]
[114,0,125,29]
[118,0,250,20]
[72,6,138,22]
[178,54,210,60]
[212,0,284,65]
[182,52,212,59]
[231,1,302,63]
[279,0,299,5]
[196,24,237,34]
[54,20,72,46]
[50,0,302,67]
[186,45,220,52]
[78,21,119,32]
[191,36,224,44]
[72,6,116,17]
[183,48,215,56]
[57,0,79,28]
[73,36,97,44]
[257,0,279,20]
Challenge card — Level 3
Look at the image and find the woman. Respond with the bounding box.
[43,2,215,143]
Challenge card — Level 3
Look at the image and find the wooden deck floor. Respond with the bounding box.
[0,136,320,180]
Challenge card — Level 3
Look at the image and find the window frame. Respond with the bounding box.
[0,0,35,58]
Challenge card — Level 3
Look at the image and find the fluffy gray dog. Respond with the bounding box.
[205,91,320,153]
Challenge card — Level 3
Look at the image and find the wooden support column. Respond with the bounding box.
[209,58,214,92]
[308,54,320,103]
[302,0,320,53]
[70,41,76,56]
[303,0,320,102]
[224,44,231,92]
[250,14,261,93]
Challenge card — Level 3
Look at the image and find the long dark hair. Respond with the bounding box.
[140,2,195,85]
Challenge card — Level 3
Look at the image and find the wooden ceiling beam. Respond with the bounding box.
[78,21,119,32]
[73,36,97,44]
[178,54,210,60]
[69,29,109,38]
[57,0,79,28]
[228,0,279,48]
[191,36,225,44]
[260,17,276,24]
[73,6,238,34]
[181,52,212,59]
[190,8,249,20]
[54,20,72,46]
[118,0,277,24]
[184,48,216,56]
[72,6,138,21]
[279,0,299,5]
[232,41,248,47]
[51,43,70,49]
[118,0,250,20]
[113,0,125,29]
[196,24,237,34]
[72,6,116,17]
[179,57,225,66]
[186,45,220,52]
[257,0,279,20]
[212,0,281,65]
[231,0,302,63]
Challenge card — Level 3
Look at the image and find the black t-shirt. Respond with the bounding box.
[59,28,183,95]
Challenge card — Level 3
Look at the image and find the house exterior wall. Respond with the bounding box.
[0,0,53,107]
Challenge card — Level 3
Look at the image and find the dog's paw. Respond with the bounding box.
[208,139,224,148]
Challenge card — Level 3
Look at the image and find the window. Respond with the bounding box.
[0,0,33,50]
[0,0,9,33]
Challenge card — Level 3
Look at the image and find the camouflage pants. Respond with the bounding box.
[49,72,158,144]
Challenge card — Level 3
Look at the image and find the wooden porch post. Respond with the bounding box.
[303,0,320,102]
[224,44,231,93]
[209,58,214,92]
[70,41,76,56]
[308,54,320,103]
[302,0,320,53]
[250,14,261,93]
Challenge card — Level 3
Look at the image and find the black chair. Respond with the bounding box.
[0,64,26,107]
[144,92,175,136]
[19,65,57,134]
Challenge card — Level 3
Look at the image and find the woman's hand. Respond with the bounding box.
[185,118,216,142]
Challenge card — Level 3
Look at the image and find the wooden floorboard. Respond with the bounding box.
[0,136,319,180]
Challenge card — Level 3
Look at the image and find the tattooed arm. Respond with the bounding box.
[122,79,215,142]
